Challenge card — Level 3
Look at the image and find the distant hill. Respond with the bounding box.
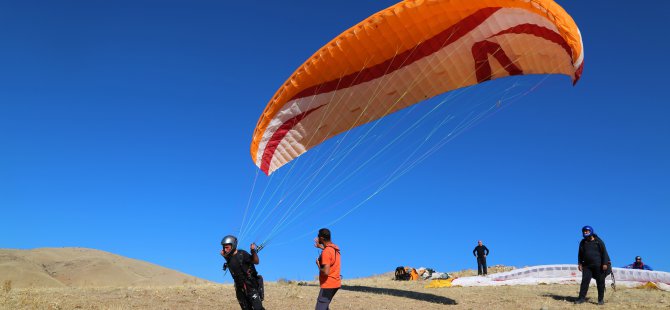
[0,247,209,288]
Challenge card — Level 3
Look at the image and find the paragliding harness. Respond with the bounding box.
[223,250,264,301]
[608,261,616,291]
[395,266,410,281]
[595,238,616,291]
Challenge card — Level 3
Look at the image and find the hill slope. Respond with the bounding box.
[0,247,208,288]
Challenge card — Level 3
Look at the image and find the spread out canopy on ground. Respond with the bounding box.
[251,0,584,175]
[445,265,670,291]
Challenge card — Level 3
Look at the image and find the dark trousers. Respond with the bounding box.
[315,288,339,310]
[578,265,605,302]
[477,256,488,275]
[235,283,264,310]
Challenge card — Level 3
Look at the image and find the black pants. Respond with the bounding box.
[477,256,488,275]
[235,283,264,310]
[578,265,605,302]
[315,288,339,310]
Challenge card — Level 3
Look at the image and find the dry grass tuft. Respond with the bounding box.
[2,280,11,294]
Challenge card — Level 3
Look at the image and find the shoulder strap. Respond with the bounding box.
[237,251,245,267]
[323,245,339,265]
[233,251,256,280]
[326,245,339,255]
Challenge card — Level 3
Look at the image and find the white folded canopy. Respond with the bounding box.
[451,264,670,290]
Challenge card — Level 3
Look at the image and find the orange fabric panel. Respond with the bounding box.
[410,268,419,280]
[251,0,583,172]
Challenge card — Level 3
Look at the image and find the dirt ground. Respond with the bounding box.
[2,275,669,310]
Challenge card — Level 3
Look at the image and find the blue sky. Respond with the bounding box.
[1,1,668,283]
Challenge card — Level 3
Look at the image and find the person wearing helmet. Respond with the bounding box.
[624,256,653,270]
[575,226,611,305]
[220,235,264,310]
[314,228,341,310]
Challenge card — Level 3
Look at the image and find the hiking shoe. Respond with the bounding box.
[598,300,605,306]
[574,299,586,304]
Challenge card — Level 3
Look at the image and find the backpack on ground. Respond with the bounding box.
[395,266,409,281]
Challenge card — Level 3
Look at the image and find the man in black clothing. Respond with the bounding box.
[472,240,490,276]
[221,235,265,310]
[575,226,610,306]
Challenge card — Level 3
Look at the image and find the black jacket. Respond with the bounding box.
[473,245,489,258]
[578,234,610,266]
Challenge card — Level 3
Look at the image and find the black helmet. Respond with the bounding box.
[221,235,238,257]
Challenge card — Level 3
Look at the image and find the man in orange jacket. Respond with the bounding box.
[314,228,341,310]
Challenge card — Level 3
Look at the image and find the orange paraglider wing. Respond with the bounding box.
[251,0,584,175]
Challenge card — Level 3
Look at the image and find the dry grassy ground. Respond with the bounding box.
[3,275,669,310]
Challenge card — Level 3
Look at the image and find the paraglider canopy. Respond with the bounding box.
[250,0,584,175]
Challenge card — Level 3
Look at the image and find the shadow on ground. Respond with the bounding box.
[542,293,579,303]
[341,285,457,305]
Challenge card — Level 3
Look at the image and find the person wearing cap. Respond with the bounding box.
[221,235,264,310]
[575,226,610,306]
[624,256,653,270]
[314,228,341,310]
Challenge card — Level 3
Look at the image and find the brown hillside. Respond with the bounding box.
[0,247,209,288]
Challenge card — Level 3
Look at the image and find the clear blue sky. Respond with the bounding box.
[1,1,668,283]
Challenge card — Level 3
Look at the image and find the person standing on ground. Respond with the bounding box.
[575,226,610,306]
[314,228,341,310]
[473,240,490,276]
[221,235,264,310]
